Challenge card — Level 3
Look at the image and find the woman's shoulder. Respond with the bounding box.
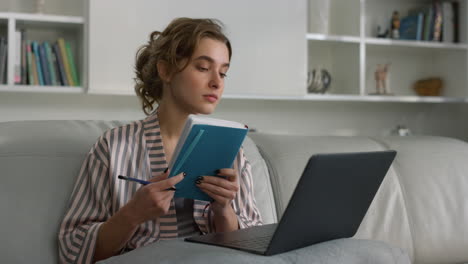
[90,118,149,151]
[99,118,148,142]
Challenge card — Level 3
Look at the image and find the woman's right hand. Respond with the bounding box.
[124,170,185,226]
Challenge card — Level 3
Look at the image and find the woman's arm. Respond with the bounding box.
[197,148,263,232]
[93,172,184,262]
[58,147,184,264]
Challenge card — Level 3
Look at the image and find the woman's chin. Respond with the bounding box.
[195,104,217,115]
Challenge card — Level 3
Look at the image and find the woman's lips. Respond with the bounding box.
[203,95,218,103]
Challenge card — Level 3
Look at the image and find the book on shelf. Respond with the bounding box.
[65,42,79,86]
[423,5,434,41]
[432,1,443,42]
[400,13,423,41]
[452,1,460,43]
[44,42,58,86]
[26,40,35,85]
[53,42,68,86]
[39,43,51,86]
[442,1,454,43]
[14,30,22,84]
[407,1,459,43]
[0,36,7,84]
[167,115,248,201]
[32,41,45,85]
[20,31,28,85]
[57,38,74,86]
[29,43,39,85]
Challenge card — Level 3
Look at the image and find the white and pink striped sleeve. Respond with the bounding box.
[58,138,111,264]
[231,147,263,229]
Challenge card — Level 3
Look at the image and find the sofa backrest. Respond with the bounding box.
[250,132,468,264]
[0,120,276,264]
[0,120,127,263]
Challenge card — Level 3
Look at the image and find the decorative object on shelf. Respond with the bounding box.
[370,63,393,95]
[377,25,389,38]
[36,0,46,13]
[391,11,400,39]
[392,124,412,136]
[307,68,331,94]
[413,77,443,96]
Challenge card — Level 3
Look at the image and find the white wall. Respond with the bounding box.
[1,92,466,141]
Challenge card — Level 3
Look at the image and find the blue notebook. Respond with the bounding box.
[168,115,248,201]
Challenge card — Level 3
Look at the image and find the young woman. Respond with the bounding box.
[58,18,262,263]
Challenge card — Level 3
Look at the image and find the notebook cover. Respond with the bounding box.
[169,124,248,201]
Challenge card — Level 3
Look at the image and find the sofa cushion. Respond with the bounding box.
[378,136,468,264]
[99,238,410,264]
[0,120,127,263]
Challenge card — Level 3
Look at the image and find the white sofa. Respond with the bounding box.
[1,120,466,263]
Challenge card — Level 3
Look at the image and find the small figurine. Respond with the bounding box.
[373,63,392,95]
[377,25,389,38]
[392,125,411,136]
[391,11,400,39]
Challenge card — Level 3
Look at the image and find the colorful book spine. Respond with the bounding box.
[53,42,68,86]
[432,1,443,41]
[44,42,58,86]
[39,43,51,85]
[65,42,79,86]
[416,12,424,41]
[21,31,27,84]
[30,44,39,85]
[26,40,35,85]
[14,30,21,84]
[51,47,63,86]
[453,1,459,43]
[0,37,6,84]
[57,38,74,86]
[32,41,44,85]
[423,6,433,41]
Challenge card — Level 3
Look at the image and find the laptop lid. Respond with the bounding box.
[265,150,396,255]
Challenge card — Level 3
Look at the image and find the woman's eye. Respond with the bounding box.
[220,73,227,78]
[197,66,208,72]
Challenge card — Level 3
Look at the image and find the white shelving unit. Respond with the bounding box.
[0,12,85,93]
[306,0,468,102]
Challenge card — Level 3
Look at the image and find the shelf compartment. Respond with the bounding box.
[15,16,84,87]
[365,44,467,98]
[308,39,360,95]
[364,0,467,45]
[308,0,360,37]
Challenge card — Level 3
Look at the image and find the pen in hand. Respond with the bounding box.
[118,175,177,191]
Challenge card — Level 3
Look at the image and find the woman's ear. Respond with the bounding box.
[157,61,171,83]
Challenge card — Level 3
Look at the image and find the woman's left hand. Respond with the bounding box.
[197,168,239,214]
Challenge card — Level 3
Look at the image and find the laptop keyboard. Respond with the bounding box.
[224,235,272,249]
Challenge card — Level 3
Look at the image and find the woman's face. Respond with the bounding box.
[167,37,230,115]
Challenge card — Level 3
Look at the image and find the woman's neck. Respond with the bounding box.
[157,101,189,141]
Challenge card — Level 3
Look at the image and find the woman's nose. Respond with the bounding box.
[209,71,222,89]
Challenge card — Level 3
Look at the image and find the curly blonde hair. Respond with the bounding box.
[134,17,232,115]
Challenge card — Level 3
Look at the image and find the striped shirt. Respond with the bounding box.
[58,112,263,264]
